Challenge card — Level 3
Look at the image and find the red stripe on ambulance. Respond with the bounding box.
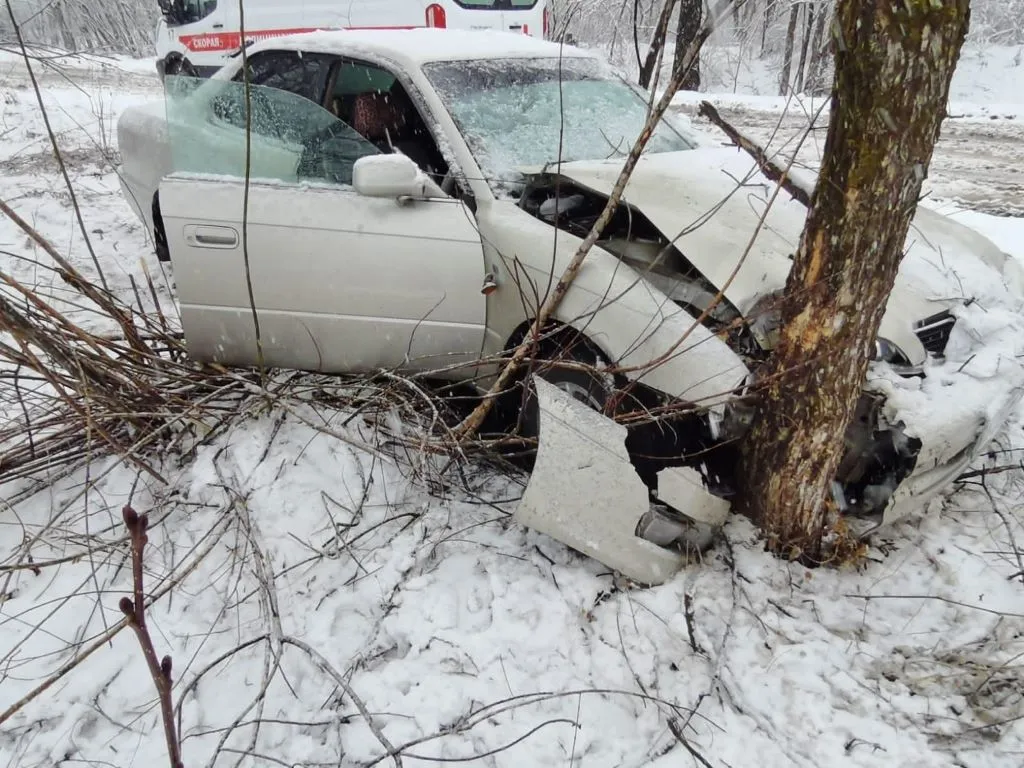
[179,26,420,53]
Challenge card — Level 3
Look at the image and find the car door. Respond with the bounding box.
[164,49,336,183]
[160,58,487,376]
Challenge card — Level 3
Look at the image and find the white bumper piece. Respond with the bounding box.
[515,379,730,585]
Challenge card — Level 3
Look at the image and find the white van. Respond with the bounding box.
[154,0,552,78]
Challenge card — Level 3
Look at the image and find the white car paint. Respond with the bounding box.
[117,28,1024,550]
[159,177,488,374]
[546,150,943,363]
[515,379,696,585]
[550,150,1024,369]
[470,197,749,405]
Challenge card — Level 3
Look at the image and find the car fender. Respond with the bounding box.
[117,100,174,237]
[475,200,749,407]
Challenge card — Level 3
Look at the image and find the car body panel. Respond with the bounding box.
[515,379,689,585]
[475,199,748,405]
[117,99,172,240]
[542,149,991,366]
[160,175,488,374]
[878,380,1024,526]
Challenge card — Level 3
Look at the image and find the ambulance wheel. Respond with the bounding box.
[164,55,198,79]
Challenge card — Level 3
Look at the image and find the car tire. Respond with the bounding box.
[152,195,171,263]
[515,333,613,440]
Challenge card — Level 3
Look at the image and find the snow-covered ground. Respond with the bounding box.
[2,46,1024,768]
[674,43,1024,216]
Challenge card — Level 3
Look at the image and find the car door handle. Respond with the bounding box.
[186,225,239,249]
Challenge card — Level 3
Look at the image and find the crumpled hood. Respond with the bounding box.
[543,148,1018,365]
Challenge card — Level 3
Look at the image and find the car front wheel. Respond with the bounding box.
[515,333,613,440]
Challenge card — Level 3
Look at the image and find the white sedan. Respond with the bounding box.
[117,28,1024,546]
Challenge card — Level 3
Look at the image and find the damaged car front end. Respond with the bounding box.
[499,149,1024,579]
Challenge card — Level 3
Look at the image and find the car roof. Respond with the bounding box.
[245,28,597,69]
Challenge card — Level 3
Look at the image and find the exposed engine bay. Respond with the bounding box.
[518,173,924,521]
[519,175,764,357]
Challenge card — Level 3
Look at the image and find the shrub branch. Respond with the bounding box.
[118,505,184,768]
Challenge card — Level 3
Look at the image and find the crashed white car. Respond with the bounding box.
[117,29,1024,580]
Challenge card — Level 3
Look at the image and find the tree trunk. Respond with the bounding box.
[674,0,703,91]
[778,3,799,95]
[805,1,831,96]
[762,0,777,56]
[737,0,971,560]
[638,0,679,89]
[793,3,815,94]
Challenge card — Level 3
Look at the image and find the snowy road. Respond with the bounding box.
[676,101,1024,217]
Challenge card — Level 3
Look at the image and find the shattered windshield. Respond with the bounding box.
[422,56,697,194]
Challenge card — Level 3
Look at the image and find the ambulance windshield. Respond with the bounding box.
[159,0,219,27]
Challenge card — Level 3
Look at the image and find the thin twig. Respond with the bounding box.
[117,506,183,768]
[282,636,403,768]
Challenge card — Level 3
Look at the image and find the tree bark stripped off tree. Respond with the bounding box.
[737,0,971,559]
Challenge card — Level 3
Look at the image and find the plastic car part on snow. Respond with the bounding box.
[515,378,730,585]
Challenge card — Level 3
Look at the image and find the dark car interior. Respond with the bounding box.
[222,49,462,195]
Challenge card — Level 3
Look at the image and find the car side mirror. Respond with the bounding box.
[353,154,430,199]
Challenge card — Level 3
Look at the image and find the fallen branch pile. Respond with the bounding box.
[0,197,250,484]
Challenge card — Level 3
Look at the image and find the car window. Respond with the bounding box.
[233,50,334,100]
[207,50,333,130]
[330,62,396,98]
[164,75,380,187]
[324,60,451,181]
[423,56,697,196]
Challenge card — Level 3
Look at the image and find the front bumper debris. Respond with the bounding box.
[515,378,730,585]
[879,383,1024,527]
[516,376,1024,580]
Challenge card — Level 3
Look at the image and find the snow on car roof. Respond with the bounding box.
[247,28,597,69]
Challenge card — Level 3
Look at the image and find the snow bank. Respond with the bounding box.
[675,44,1024,122]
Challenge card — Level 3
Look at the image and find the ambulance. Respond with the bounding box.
[154,0,553,78]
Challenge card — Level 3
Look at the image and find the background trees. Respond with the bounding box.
[4,1,1020,79]
[2,0,157,56]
